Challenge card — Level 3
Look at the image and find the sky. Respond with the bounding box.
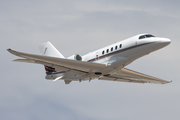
[1,0,180,120]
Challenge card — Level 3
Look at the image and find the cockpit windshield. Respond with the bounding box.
[139,34,155,39]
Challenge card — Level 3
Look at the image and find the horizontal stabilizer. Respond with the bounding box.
[13,59,35,63]
[53,76,63,82]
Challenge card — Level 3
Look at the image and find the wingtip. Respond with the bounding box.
[7,48,12,51]
[7,48,15,54]
[163,80,172,84]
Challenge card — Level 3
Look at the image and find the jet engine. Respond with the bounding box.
[68,54,82,61]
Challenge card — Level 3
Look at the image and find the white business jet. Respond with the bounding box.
[8,33,171,84]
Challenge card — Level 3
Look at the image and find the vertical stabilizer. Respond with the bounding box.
[39,41,64,58]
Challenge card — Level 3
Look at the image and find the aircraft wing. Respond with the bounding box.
[7,49,108,74]
[99,68,170,84]
[8,49,170,84]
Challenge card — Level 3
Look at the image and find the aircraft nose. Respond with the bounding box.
[161,38,171,45]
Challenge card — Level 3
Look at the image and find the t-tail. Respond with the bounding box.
[39,41,64,58]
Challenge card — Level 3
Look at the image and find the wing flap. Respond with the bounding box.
[100,76,145,83]
[99,68,170,84]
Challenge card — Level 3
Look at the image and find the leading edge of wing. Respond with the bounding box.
[99,68,171,84]
[7,49,108,73]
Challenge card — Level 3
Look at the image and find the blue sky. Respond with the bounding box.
[1,0,180,120]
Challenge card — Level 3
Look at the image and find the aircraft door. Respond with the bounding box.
[96,52,99,60]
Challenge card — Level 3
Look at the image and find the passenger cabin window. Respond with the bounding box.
[119,44,122,48]
[96,55,98,59]
[102,51,104,55]
[106,49,109,53]
[115,46,118,50]
[139,34,155,39]
[111,47,113,51]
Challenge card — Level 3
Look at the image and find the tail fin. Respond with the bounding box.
[39,41,64,58]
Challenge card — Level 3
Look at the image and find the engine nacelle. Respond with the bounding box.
[67,54,82,61]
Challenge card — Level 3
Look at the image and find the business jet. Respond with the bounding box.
[7,33,171,84]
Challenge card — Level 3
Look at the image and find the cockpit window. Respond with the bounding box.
[139,35,146,39]
[145,34,155,38]
[139,34,155,39]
